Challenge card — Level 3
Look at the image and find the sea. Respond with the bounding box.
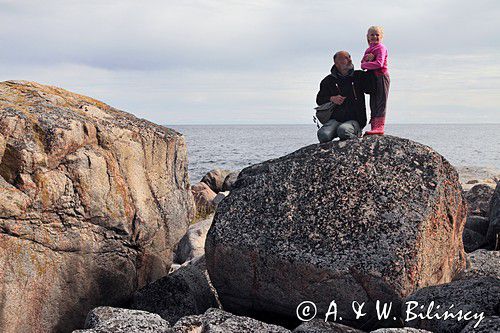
[169,124,500,183]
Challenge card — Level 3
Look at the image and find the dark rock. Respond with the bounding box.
[403,277,500,333]
[213,191,229,206]
[132,256,218,325]
[172,308,291,332]
[454,249,500,280]
[462,228,487,253]
[293,319,364,332]
[201,169,232,193]
[464,215,490,236]
[486,182,500,249]
[464,184,494,217]
[206,136,467,330]
[460,316,500,332]
[222,171,240,191]
[174,215,213,264]
[73,306,172,333]
[370,329,431,333]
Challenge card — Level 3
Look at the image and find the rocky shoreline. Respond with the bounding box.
[1,81,498,333]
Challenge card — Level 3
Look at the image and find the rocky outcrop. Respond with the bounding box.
[462,228,486,252]
[201,169,232,193]
[403,277,500,332]
[0,81,194,333]
[172,308,291,332]
[370,329,431,333]
[486,182,500,249]
[456,166,498,191]
[206,136,467,330]
[460,316,500,332]
[191,182,217,220]
[454,249,500,280]
[464,184,494,217]
[222,171,240,192]
[132,256,219,325]
[73,307,172,333]
[174,215,213,264]
[293,320,364,332]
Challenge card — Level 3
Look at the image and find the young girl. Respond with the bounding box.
[361,26,390,135]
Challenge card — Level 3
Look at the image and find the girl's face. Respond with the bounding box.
[368,30,382,44]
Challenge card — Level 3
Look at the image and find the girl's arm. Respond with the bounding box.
[361,45,386,70]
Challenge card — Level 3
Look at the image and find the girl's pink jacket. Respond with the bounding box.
[361,43,389,76]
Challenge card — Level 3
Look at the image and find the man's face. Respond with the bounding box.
[335,52,352,72]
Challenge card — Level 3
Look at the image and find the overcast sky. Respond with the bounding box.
[1,0,499,124]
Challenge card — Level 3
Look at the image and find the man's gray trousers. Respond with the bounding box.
[317,119,360,143]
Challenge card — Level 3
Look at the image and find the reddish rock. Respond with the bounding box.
[206,135,467,330]
[0,81,194,333]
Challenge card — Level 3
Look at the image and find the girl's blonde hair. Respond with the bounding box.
[367,26,384,44]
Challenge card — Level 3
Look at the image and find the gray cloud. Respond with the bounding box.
[0,0,499,124]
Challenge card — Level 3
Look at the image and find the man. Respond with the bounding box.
[316,51,368,143]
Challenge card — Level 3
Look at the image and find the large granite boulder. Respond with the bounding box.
[131,256,219,325]
[403,277,500,332]
[0,81,195,333]
[172,308,291,332]
[206,136,467,329]
[72,307,172,333]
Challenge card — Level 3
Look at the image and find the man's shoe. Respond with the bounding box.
[365,116,385,135]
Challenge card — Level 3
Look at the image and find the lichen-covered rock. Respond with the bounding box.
[172,308,291,332]
[132,256,219,325]
[73,307,172,333]
[201,169,232,193]
[293,319,363,332]
[0,80,195,333]
[486,182,500,249]
[403,277,500,333]
[206,136,467,329]
[175,215,213,264]
[454,249,500,280]
[460,316,500,332]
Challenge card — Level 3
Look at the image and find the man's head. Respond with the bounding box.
[333,51,353,75]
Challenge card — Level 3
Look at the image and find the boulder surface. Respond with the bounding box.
[206,135,467,329]
[0,80,194,332]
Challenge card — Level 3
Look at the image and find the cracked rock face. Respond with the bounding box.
[206,136,466,330]
[0,81,195,333]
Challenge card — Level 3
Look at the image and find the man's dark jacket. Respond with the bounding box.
[316,66,369,129]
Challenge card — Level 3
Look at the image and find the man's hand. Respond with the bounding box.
[330,95,346,105]
[363,53,375,62]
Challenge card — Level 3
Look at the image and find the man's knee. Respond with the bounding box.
[317,128,333,143]
[337,122,359,140]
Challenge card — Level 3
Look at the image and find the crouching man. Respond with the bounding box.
[316,51,369,143]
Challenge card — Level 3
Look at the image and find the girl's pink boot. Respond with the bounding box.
[365,117,385,135]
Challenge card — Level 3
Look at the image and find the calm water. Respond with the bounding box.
[169,124,500,183]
